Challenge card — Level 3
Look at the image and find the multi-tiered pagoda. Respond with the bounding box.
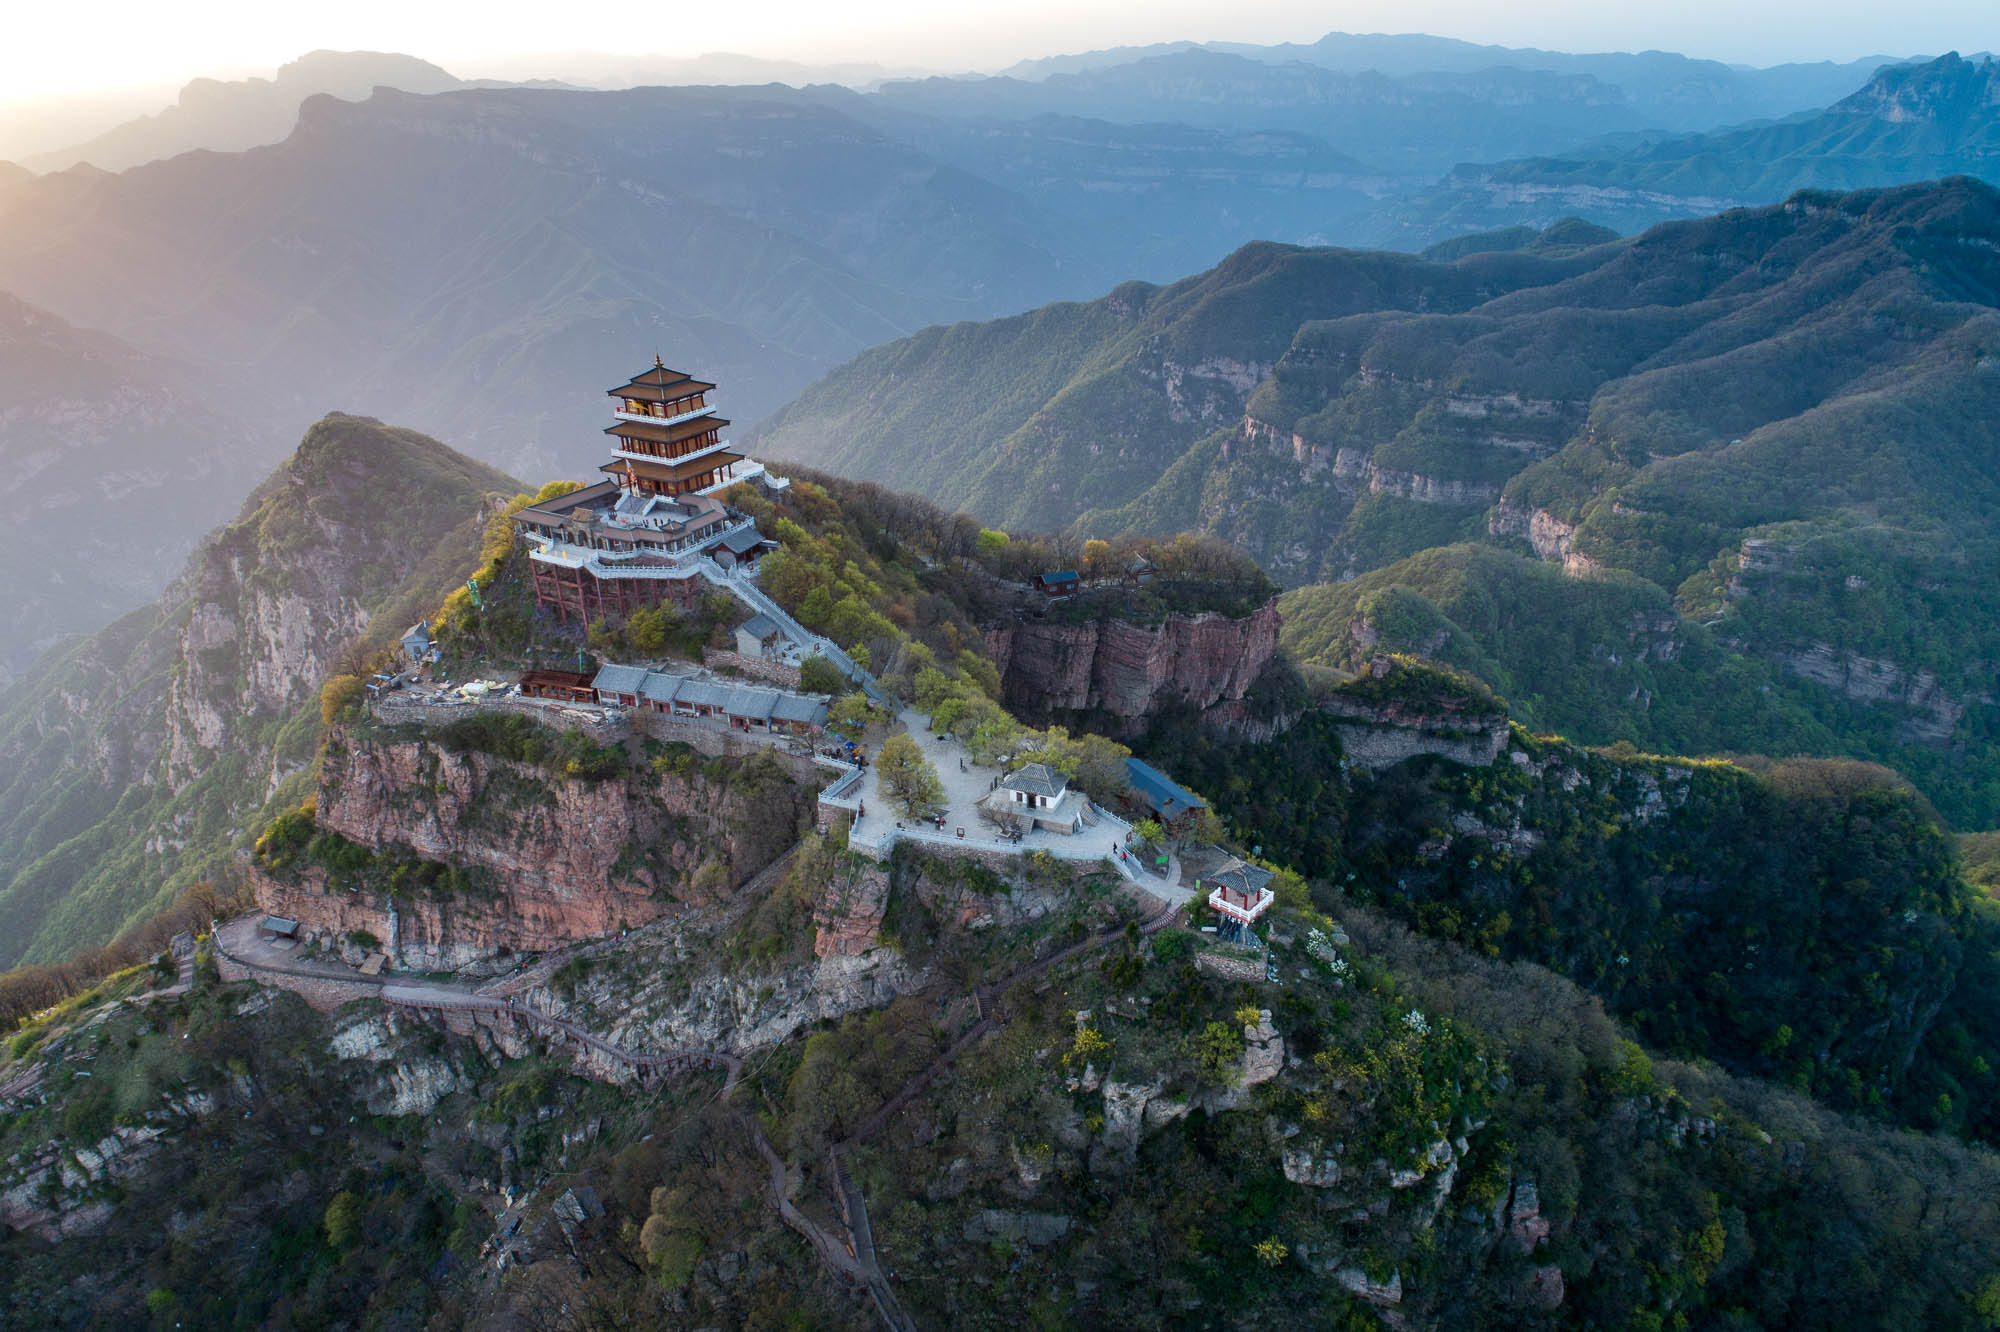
[514,360,785,622]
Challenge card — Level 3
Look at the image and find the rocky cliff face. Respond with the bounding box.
[985,599,1284,735]
[1780,642,1983,744]
[256,731,815,970]
[0,414,522,967]
[1318,693,1511,770]
[1488,497,1599,574]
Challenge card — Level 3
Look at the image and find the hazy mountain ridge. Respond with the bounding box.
[1005,30,1904,129]
[19,50,472,174]
[0,415,520,968]
[1362,52,2000,245]
[873,48,1655,177]
[0,291,274,683]
[0,84,1106,483]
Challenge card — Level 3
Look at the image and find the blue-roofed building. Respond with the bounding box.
[1124,757,1205,824]
[1033,570,1080,600]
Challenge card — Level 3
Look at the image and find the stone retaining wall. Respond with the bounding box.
[369,694,630,745]
[1195,949,1266,982]
[704,649,802,689]
[213,951,387,1012]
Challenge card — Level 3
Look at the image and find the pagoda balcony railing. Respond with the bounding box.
[610,437,735,468]
[696,459,768,495]
[613,405,715,429]
[526,517,762,577]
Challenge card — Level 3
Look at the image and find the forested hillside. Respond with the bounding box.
[763,177,2000,823]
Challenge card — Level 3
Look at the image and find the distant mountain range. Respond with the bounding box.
[867,49,1655,178]
[5,37,2000,661]
[0,84,1112,482]
[1000,31,1904,131]
[23,51,479,174]
[1359,53,2000,244]
[0,292,272,683]
[760,177,2000,823]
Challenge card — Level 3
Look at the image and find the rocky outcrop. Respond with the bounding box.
[1326,447,1499,506]
[1319,695,1510,771]
[0,1088,217,1240]
[542,922,919,1058]
[1335,1267,1403,1307]
[1092,1012,1284,1171]
[1162,357,1271,425]
[1488,496,1595,572]
[986,599,1283,735]
[1283,1143,1343,1187]
[254,862,669,973]
[1498,1178,1551,1253]
[256,730,813,969]
[1781,642,1983,744]
[814,861,891,958]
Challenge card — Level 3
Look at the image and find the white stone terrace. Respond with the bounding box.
[528,517,761,576]
[819,707,1193,905]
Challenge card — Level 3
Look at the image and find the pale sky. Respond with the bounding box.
[2,0,1995,100]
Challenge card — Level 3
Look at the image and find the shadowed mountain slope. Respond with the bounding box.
[0,415,521,967]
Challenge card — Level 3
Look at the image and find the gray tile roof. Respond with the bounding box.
[1207,858,1275,899]
[1003,762,1068,799]
[739,613,780,640]
[638,672,688,704]
[722,527,770,555]
[1126,757,1203,819]
[770,695,828,726]
[725,687,777,720]
[591,663,648,696]
[676,679,732,709]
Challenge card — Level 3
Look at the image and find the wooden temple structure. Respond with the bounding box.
[602,361,741,497]
[514,360,786,623]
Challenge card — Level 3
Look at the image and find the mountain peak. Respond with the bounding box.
[1833,50,2000,123]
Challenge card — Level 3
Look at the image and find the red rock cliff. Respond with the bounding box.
[254,730,814,970]
[984,599,1283,734]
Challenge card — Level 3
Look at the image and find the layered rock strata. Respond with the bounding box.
[985,599,1283,734]
[254,731,813,969]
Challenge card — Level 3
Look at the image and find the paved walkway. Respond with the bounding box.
[831,711,1196,907]
[210,915,733,1076]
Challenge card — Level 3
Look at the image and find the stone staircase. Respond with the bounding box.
[696,561,899,710]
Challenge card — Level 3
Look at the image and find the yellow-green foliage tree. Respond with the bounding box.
[1191,1020,1246,1086]
[878,733,945,816]
[319,674,366,726]
[827,692,875,743]
[437,479,583,634]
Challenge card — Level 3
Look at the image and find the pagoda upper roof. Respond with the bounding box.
[605,415,731,446]
[609,360,716,399]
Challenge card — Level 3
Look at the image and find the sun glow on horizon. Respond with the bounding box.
[2,0,1995,106]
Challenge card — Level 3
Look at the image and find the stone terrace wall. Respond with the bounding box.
[704,649,802,689]
[370,694,629,745]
